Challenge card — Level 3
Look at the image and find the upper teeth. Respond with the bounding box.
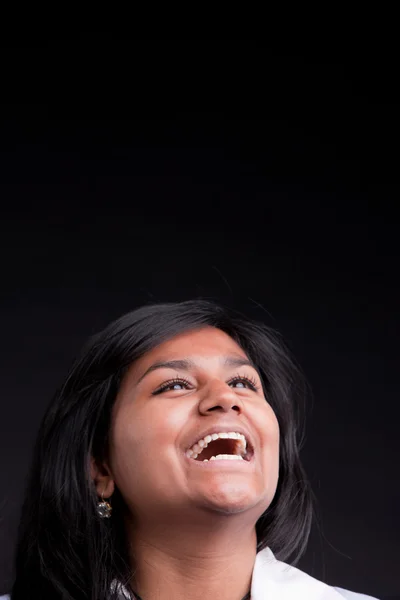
[186,431,247,459]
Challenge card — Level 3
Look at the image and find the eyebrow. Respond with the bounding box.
[136,355,259,385]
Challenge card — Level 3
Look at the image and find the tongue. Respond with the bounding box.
[198,438,237,461]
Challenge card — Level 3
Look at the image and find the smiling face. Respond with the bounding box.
[106,326,280,526]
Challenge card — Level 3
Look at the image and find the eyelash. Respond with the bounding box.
[152,373,260,395]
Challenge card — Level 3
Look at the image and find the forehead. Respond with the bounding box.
[131,326,248,376]
[142,326,246,364]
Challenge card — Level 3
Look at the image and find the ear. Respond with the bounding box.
[90,456,115,498]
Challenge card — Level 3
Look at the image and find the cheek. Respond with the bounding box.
[108,413,144,485]
[256,402,280,466]
[258,401,280,441]
[109,402,188,480]
[259,404,280,497]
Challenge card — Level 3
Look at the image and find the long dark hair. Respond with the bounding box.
[9,299,316,600]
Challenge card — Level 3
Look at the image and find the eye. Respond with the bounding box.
[227,373,260,392]
[152,373,260,395]
[152,377,193,395]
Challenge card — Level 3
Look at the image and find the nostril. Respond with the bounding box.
[207,405,241,413]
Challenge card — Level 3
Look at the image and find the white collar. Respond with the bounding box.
[251,546,345,599]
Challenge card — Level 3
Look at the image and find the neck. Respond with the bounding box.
[125,515,257,600]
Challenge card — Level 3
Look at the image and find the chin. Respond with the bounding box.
[202,485,260,514]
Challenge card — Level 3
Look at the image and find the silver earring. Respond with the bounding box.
[97,489,112,518]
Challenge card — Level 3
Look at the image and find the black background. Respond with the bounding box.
[0,40,399,598]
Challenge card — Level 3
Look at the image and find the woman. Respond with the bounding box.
[2,300,379,600]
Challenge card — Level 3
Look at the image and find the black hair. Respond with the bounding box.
[9,299,316,600]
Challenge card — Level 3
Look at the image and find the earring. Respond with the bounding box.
[97,489,112,518]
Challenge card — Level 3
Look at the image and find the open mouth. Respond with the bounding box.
[186,434,254,463]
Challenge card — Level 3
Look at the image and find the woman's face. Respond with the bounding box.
[107,326,280,524]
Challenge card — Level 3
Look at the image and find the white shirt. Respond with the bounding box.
[0,546,380,600]
[248,546,379,599]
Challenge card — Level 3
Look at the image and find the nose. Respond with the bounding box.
[198,379,244,415]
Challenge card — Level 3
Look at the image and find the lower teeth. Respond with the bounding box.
[203,454,244,462]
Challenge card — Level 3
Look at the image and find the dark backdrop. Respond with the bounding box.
[0,43,398,599]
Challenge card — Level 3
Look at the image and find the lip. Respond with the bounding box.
[184,424,255,461]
